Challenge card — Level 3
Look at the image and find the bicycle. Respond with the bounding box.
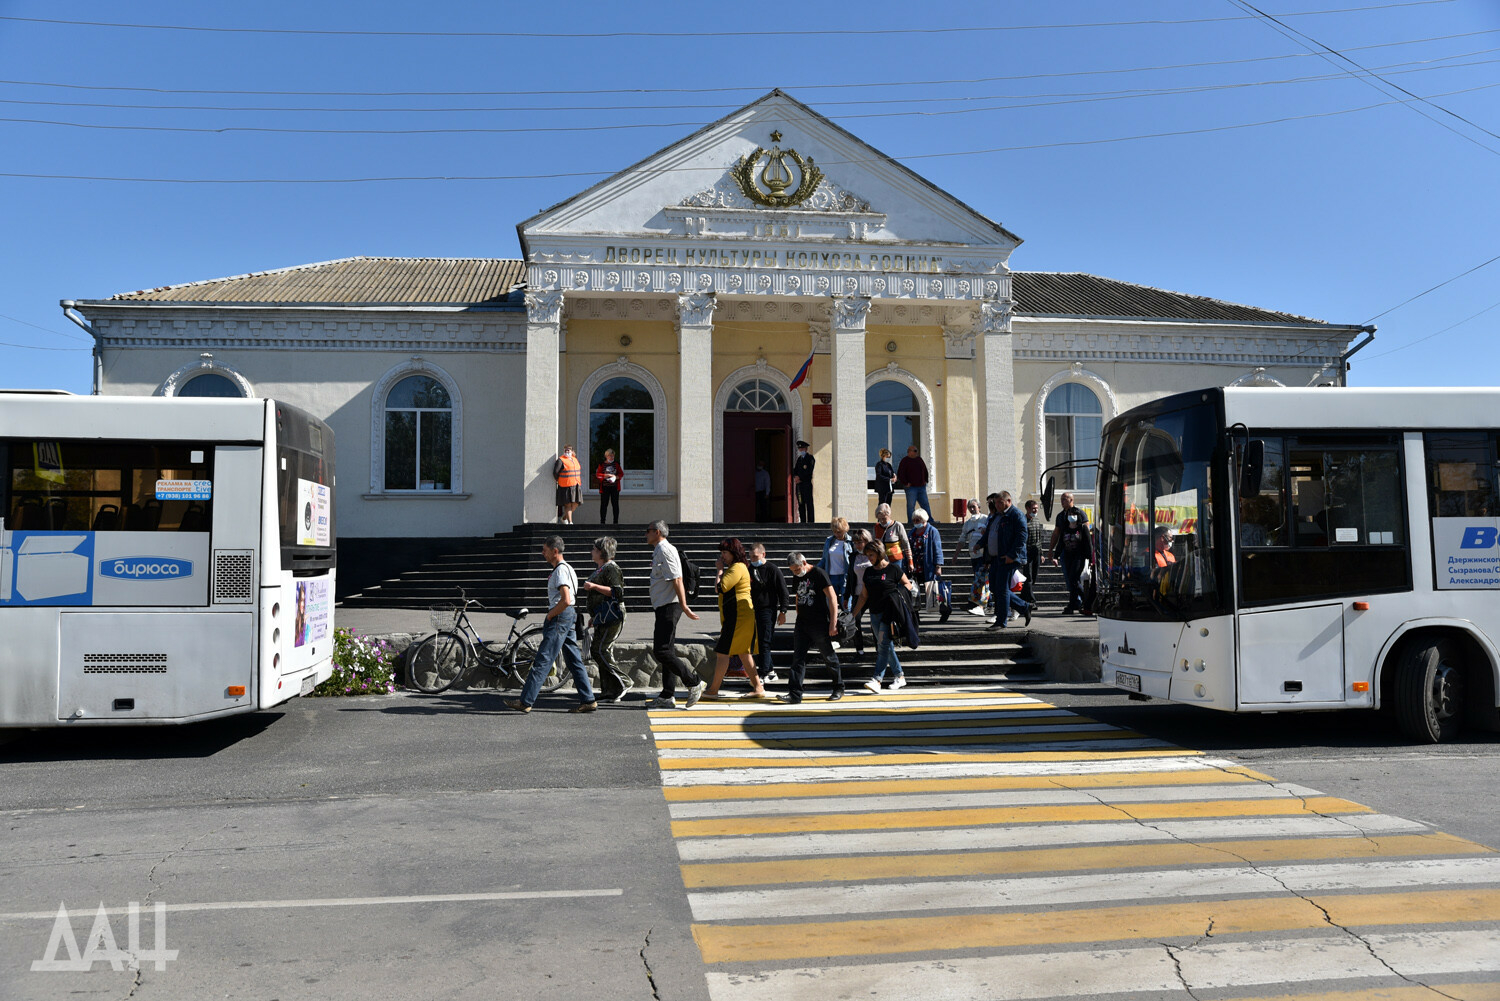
[407,591,563,695]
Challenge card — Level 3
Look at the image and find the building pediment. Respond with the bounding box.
[518,90,1020,297]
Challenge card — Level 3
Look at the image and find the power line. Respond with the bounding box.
[5,85,1496,184]
[1364,298,1500,359]
[0,339,88,352]
[1230,0,1500,153]
[4,75,1496,139]
[3,51,1493,115]
[1363,251,1500,323]
[0,311,91,342]
[2,28,1493,99]
[0,3,1458,39]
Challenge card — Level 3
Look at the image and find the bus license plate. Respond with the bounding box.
[299,675,316,697]
[1115,671,1142,692]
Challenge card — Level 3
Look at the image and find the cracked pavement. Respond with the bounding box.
[0,692,711,1001]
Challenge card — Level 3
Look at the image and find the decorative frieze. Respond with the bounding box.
[526,262,1011,303]
[90,312,525,353]
[1013,327,1344,367]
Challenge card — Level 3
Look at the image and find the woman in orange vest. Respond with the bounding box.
[553,445,582,524]
[1152,526,1177,569]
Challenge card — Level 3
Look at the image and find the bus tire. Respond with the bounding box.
[1394,637,1465,744]
[408,631,472,694]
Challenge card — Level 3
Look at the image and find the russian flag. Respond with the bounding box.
[788,348,814,390]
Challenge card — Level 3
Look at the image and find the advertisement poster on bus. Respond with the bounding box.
[0,527,207,606]
[294,578,330,647]
[1432,517,1500,589]
[296,478,331,548]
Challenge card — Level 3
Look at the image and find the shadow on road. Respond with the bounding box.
[0,711,284,761]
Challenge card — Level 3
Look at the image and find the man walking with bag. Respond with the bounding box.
[1048,491,1094,614]
[643,521,707,709]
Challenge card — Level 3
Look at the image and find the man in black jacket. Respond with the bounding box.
[792,440,816,524]
[748,543,790,685]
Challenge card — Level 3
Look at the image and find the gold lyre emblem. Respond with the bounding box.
[731,132,823,208]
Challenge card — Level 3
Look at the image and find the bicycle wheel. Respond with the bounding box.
[408,631,472,693]
[504,624,560,691]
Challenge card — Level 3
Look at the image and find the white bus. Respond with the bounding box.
[1084,386,1500,743]
[1,392,335,726]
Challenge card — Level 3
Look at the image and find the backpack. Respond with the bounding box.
[681,557,702,600]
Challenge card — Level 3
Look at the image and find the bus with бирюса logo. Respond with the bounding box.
[0,391,335,726]
[1047,386,1500,744]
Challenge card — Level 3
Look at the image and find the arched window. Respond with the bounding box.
[1044,382,1103,491]
[726,379,788,413]
[156,355,255,398]
[589,377,655,491]
[384,375,452,491]
[866,380,919,483]
[177,373,245,398]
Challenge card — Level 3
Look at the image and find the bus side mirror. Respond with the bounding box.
[1041,476,1056,519]
[1240,439,1265,497]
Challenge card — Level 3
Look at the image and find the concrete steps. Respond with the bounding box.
[341,521,1073,615]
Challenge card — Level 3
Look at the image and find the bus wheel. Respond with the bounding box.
[1394,638,1465,743]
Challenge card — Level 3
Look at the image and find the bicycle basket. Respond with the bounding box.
[429,603,463,634]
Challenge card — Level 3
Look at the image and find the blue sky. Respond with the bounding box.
[2,0,1497,392]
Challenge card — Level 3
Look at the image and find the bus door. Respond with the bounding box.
[1235,435,1409,705]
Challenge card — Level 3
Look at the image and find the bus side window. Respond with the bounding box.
[1289,451,1328,548]
[1424,431,1497,518]
[1237,438,1287,548]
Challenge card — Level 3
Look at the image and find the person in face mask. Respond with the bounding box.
[792,440,816,524]
[747,542,789,686]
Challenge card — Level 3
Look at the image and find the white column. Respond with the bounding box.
[676,291,717,521]
[522,288,564,523]
[978,296,1018,495]
[830,295,870,517]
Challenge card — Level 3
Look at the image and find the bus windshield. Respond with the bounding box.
[1096,397,1225,622]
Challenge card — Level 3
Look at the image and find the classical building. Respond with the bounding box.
[67,90,1368,545]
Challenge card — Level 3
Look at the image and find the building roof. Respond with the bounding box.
[106,257,526,306]
[1012,272,1326,325]
[100,256,1331,326]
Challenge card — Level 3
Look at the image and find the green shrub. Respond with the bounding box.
[311,628,399,697]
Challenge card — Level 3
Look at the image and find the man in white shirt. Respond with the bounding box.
[644,520,706,709]
[506,536,596,713]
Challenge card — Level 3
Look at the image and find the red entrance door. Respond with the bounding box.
[723,412,793,522]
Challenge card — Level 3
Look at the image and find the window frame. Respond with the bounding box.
[1235,431,1412,607]
[587,377,656,493]
[865,378,922,486]
[368,361,464,497]
[1043,383,1104,492]
[382,375,453,492]
[578,362,669,496]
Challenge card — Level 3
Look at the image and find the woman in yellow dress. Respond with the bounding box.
[707,537,764,698]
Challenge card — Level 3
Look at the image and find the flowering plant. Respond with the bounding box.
[311,628,399,696]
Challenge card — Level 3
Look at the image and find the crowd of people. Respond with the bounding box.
[504,486,1099,712]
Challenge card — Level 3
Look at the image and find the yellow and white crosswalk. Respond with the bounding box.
[647,688,1500,1000]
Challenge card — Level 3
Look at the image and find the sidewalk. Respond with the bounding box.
[335,599,1104,686]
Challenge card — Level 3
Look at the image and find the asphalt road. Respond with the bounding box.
[0,678,1496,1000]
